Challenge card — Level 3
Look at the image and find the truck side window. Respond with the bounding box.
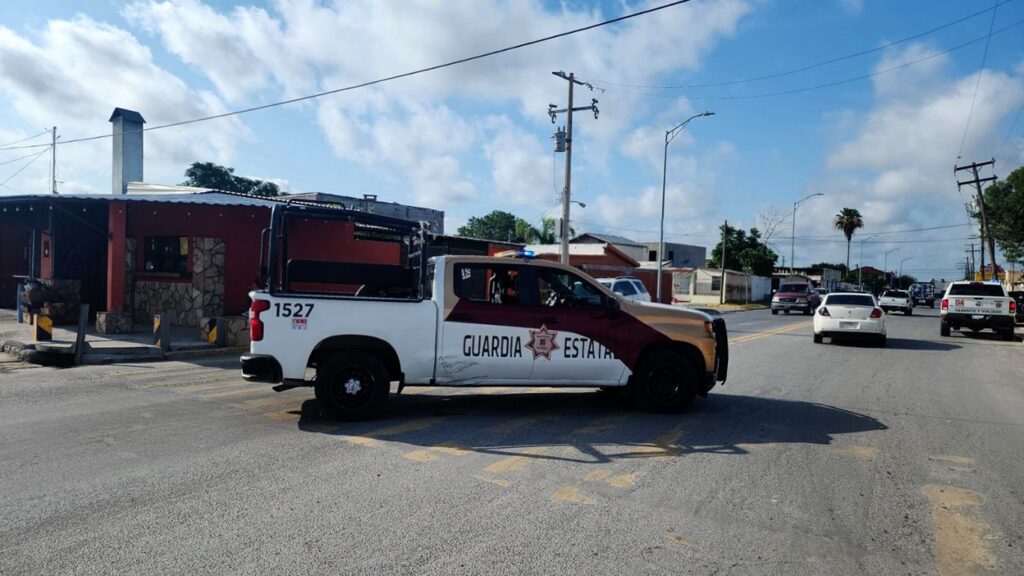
[453,264,525,306]
[537,269,604,309]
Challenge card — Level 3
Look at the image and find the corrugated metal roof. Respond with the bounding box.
[572,232,644,246]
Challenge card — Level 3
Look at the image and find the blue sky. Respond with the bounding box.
[1,0,1022,280]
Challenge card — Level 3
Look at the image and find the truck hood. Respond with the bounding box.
[626,300,714,323]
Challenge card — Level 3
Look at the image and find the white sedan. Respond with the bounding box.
[812,292,887,346]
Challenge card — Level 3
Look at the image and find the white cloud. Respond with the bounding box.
[0,15,247,195]
[122,0,751,212]
[806,44,1024,273]
[840,0,864,16]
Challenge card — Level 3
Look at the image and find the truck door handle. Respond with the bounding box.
[539,316,561,325]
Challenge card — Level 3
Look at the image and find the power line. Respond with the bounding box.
[596,0,1018,91]
[0,0,695,153]
[0,148,49,188]
[777,222,973,240]
[0,150,51,167]
[597,18,1024,102]
[995,104,1024,164]
[0,129,50,148]
[957,0,1000,159]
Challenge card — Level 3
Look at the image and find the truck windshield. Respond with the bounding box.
[779,284,808,293]
[948,283,1005,297]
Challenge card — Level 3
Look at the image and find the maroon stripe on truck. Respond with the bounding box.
[445,299,668,371]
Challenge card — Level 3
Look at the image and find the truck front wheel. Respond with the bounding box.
[315,351,390,420]
[633,351,698,413]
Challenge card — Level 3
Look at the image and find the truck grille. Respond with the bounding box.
[713,317,728,383]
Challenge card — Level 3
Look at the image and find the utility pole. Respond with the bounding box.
[549,71,598,265]
[720,220,727,305]
[50,126,57,194]
[955,159,997,280]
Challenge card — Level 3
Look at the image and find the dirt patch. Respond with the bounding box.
[921,484,996,576]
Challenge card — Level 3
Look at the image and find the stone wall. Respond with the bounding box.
[132,237,225,328]
[39,278,82,322]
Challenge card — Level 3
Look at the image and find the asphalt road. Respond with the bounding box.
[2,308,1023,575]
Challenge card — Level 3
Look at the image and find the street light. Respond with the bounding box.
[658,111,714,302]
[899,257,912,288]
[883,248,899,287]
[858,234,877,288]
[790,193,824,274]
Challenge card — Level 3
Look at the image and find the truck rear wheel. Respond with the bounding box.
[633,350,697,413]
[940,321,950,337]
[315,351,390,420]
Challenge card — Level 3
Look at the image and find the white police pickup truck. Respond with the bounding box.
[940,281,1017,341]
[878,289,913,316]
[241,204,728,419]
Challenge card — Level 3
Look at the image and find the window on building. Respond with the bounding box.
[711,275,722,291]
[144,236,189,274]
[648,250,657,261]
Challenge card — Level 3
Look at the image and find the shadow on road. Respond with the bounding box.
[829,338,961,351]
[292,391,887,464]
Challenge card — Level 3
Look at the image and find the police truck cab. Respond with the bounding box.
[241,205,728,419]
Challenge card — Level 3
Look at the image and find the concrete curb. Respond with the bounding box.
[164,346,246,361]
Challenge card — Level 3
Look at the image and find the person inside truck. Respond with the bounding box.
[489,269,521,305]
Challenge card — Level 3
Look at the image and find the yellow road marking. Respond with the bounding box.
[475,476,510,487]
[585,469,611,481]
[572,415,629,435]
[667,532,692,546]
[921,485,996,576]
[340,417,439,448]
[551,486,595,505]
[481,447,547,473]
[729,321,813,344]
[622,425,684,460]
[402,443,470,462]
[831,445,877,461]
[929,455,975,465]
[607,473,637,488]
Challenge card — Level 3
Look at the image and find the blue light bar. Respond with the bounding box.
[518,249,535,259]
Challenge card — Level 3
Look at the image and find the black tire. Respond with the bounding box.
[803,307,812,316]
[315,351,390,420]
[771,309,778,315]
[784,310,790,315]
[813,333,823,344]
[905,308,912,316]
[633,350,698,413]
[877,335,887,347]
[940,321,950,337]
[1003,329,1016,342]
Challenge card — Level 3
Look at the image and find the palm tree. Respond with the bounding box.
[832,208,864,271]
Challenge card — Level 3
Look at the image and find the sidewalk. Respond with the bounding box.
[0,309,237,365]
[676,303,770,314]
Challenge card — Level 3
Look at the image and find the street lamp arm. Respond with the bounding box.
[666,111,714,145]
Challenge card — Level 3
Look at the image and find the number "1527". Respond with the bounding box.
[274,302,314,318]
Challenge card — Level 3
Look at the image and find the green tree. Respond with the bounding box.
[183,162,281,197]
[832,207,864,271]
[976,165,1024,266]
[458,212,570,244]
[708,223,778,275]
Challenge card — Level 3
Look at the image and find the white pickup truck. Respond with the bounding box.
[940,281,1016,341]
[878,289,913,316]
[241,205,728,419]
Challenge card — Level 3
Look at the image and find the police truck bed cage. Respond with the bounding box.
[261,203,430,299]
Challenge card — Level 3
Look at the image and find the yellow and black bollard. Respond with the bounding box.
[33,314,53,342]
[206,317,226,348]
[153,313,170,351]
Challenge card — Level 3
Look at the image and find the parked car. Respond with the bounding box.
[812,292,887,346]
[878,289,913,316]
[596,277,652,303]
[940,281,1016,340]
[771,281,820,315]
[1010,291,1024,324]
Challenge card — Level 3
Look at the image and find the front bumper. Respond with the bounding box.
[772,300,810,312]
[241,354,283,383]
[942,313,1014,331]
